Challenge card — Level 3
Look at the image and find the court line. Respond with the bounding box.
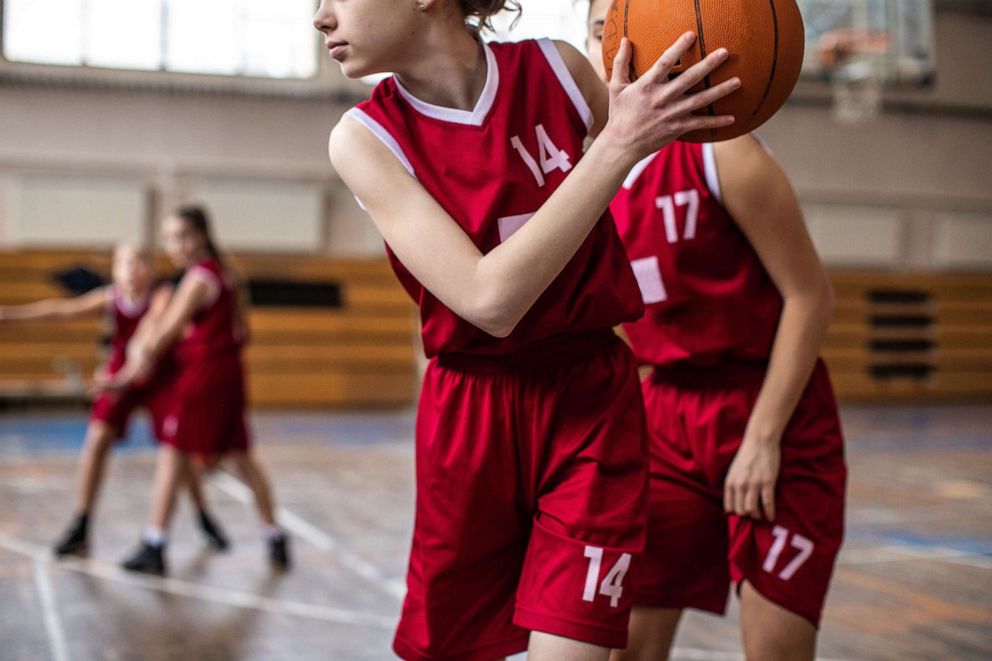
[213,471,407,599]
[0,534,394,630]
[33,561,71,661]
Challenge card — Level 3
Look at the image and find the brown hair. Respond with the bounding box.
[458,0,520,31]
[175,204,222,262]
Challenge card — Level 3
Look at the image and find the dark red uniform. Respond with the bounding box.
[90,285,174,440]
[610,140,847,626]
[350,39,647,659]
[160,259,249,459]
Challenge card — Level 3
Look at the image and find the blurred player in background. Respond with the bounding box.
[104,207,288,576]
[0,244,229,558]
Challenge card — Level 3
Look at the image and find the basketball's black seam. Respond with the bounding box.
[752,0,780,120]
[623,0,633,80]
[693,0,716,141]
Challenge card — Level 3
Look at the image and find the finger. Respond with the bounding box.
[611,37,634,85]
[724,483,735,513]
[668,114,735,139]
[663,47,730,97]
[744,486,761,519]
[761,486,776,521]
[666,76,741,115]
[643,32,697,83]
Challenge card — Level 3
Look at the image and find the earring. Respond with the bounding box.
[415,1,426,10]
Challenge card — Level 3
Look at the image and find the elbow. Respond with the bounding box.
[467,290,521,339]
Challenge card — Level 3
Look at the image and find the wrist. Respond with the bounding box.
[591,124,642,171]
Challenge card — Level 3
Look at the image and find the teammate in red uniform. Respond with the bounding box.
[314,1,738,659]
[586,2,848,660]
[105,208,288,575]
[0,245,228,556]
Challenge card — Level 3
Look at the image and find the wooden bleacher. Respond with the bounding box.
[1,250,990,405]
[823,271,992,401]
[0,250,419,409]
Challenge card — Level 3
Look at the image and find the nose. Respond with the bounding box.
[313,1,336,34]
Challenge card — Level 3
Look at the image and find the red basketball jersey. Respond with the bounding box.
[610,141,783,369]
[176,259,243,363]
[106,285,151,373]
[348,39,643,358]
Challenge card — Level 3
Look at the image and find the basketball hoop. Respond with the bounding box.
[817,27,891,124]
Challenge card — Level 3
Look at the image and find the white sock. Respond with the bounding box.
[143,527,167,547]
[263,525,284,541]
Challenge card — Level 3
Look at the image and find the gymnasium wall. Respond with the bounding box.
[0,6,989,269]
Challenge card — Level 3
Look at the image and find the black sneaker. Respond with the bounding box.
[53,519,88,557]
[268,534,291,570]
[198,511,230,552]
[121,542,167,576]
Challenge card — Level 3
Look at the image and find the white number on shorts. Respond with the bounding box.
[582,546,632,608]
[763,525,815,581]
[656,189,700,243]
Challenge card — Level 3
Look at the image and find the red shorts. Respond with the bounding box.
[393,332,648,661]
[90,370,175,441]
[637,360,846,626]
[161,352,250,459]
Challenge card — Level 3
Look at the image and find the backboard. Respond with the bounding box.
[799,0,936,87]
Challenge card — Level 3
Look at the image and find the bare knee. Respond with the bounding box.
[83,422,117,454]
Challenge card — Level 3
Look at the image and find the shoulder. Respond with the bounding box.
[711,135,784,202]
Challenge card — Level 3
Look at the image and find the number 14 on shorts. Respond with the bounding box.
[582,546,631,608]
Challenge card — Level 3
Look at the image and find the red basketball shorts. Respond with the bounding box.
[160,352,250,460]
[90,370,174,442]
[393,332,649,661]
[636,359,846,626]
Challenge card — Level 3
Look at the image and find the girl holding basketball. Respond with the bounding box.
[103,207,288,575]
[0,245,229,557]
[314,1,737,659]
[586,2,847,659]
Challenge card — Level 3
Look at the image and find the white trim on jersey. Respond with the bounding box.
[702,143,722,203]
[344,108,417,179]
[536,38,595,132]
[622,152,660,190]
[393,42,499,127]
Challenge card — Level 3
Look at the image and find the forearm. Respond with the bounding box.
[472,135,636,333]
[746,290,833,444]
[2,300,72,322]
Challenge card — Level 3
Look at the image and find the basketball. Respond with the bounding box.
[602,0,806,142]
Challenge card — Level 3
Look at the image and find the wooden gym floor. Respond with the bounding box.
[0,404,989,661]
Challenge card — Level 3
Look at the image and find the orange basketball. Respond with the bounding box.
[602,0,805,142]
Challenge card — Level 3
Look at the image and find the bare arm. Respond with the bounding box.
[130,284,174,350]
[0,287,110,323]
[332,35,738,337]
[554,41,610,139]
[718,135,834,521]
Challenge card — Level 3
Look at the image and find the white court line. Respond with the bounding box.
[213,472,406,599]
[0,534,394,630]
[33,561,71,661]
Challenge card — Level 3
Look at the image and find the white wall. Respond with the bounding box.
[0,6,988,268]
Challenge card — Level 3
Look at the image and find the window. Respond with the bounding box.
[489,0,590,52]
[1,0,319,79]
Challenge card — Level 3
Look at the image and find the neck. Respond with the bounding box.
[393,25,487,111]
